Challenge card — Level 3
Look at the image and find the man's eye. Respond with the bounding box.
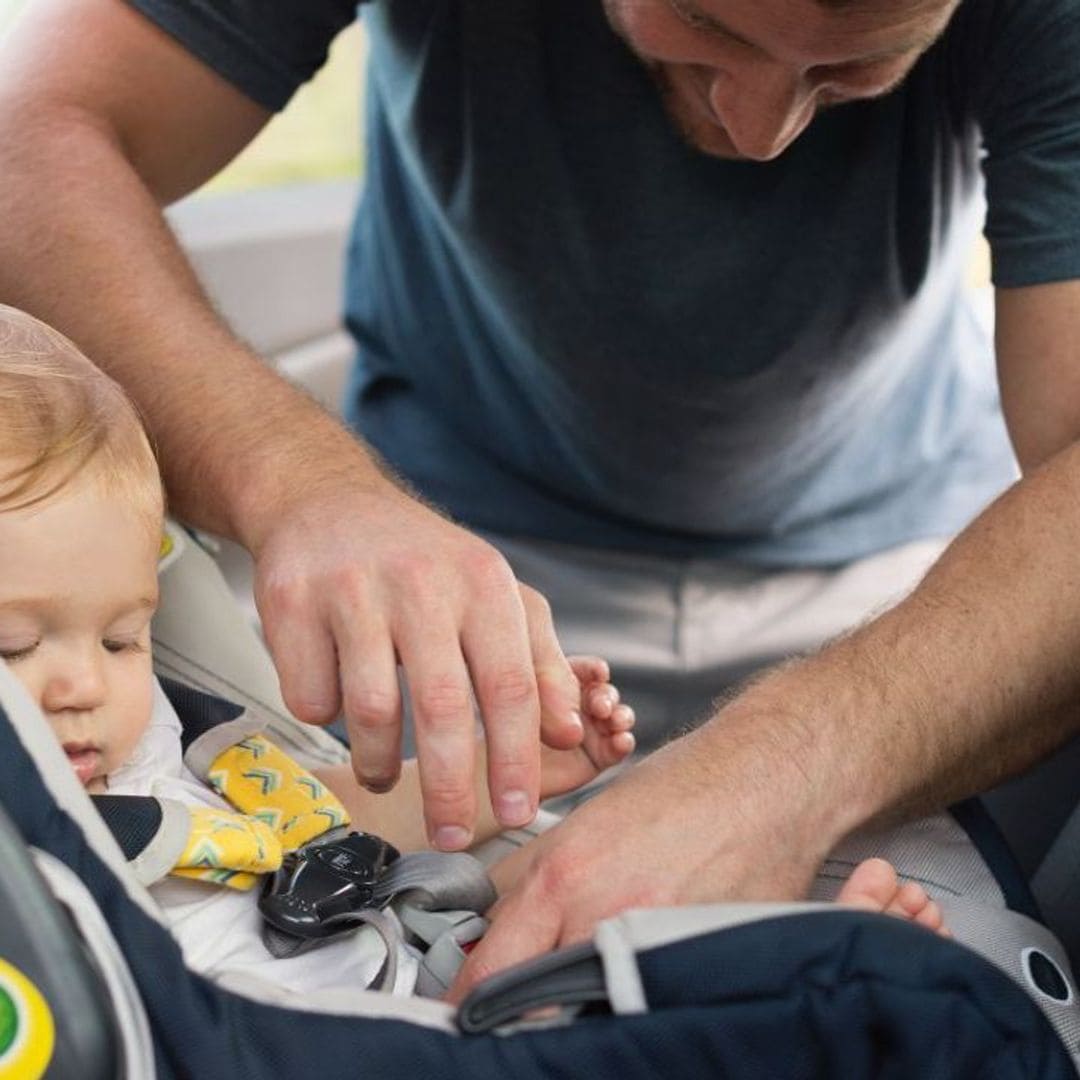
[0,643,38,662]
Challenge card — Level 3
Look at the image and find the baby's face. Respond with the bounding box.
[0,476,159,792]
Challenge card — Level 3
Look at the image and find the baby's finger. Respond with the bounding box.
[592,729,635,770]
[586,683,619,719]
[608,704,635,733]
[583,703,635,739]
[568,655,610,685]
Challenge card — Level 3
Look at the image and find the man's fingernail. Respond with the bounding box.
[568,710,584,732]
[434,826,473,851]
[497,789,533,827]
[360,774,395,793]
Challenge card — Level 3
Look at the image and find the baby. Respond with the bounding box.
[0,303,641,994]
[0,305,943,998]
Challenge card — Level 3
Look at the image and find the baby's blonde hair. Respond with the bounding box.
[0,304,163,526]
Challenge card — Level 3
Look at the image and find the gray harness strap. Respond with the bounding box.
[398,907,489,998]
[262,849,495,997]
[375,850,497,913]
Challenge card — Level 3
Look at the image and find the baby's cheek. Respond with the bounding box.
[116,671,155,762]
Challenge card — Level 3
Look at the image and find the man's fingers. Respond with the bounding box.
[462,577,543,830]
[332,607,403,792]
[258,577,342,725]
[521,586,584,750]
[399,622,479,850]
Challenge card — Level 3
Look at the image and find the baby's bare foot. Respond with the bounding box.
[836,857,950,937]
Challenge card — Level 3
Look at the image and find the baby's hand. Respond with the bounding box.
[539,656,636,800]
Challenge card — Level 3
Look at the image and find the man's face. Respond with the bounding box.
[0,472,159,792]
[602,0,959,161]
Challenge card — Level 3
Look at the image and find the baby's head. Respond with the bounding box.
[0,304,164,791]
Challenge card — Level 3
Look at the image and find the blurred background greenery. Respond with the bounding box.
[0,0,363,195]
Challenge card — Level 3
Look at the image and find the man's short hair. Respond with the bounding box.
[0,304,163,525]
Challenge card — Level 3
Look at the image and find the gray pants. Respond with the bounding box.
[490,532,947,753]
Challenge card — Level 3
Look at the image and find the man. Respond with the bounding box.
[0,0,1078,991]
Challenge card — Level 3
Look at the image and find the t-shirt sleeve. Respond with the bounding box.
[975,0,1080,288]
[121,0,362,112]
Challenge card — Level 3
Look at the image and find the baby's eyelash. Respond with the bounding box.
[0,644,38,662]
[103,639,146,655]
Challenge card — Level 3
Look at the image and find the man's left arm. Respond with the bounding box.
[450,280,1080,996]
[995,282,1080,471]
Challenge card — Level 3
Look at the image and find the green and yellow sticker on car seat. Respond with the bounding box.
[0,957,54,1080]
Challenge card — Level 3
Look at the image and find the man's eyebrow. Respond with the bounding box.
[666,0,938,65]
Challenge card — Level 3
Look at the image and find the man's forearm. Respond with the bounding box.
[0,106,388,549]
[720,441,1080,851]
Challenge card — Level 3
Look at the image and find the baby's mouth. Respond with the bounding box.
[62,742,102,786]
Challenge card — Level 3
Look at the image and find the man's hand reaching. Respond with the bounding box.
[447,704,844,1001]
[250,475,585,851]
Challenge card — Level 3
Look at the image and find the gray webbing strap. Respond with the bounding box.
[397,907,489,998]
[374,851,497,914]
[379,851,495,997]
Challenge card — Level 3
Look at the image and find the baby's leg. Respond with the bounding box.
[837,857,949,935]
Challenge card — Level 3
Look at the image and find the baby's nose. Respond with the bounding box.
[41,653,108,714]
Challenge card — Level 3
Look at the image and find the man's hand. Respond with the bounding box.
[449,709,843,999]
[251,474,585,851]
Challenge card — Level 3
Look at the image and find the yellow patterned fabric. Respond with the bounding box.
[172,809,280,891]
[169,735,351,890]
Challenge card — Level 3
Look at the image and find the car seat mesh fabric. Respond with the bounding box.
[91,795,165,862]
[2,695,1078,1079]
[160,675,246,752]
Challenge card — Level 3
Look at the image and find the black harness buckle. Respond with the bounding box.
[259,831,401,943]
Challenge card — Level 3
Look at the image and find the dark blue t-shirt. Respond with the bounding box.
[128,0,1080,563]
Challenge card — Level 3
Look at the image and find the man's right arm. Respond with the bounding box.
[0,0,585,846]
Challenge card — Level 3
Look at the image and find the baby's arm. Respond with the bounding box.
[312,757,437,852]
[315,751,550,852]
[314,655,634,852]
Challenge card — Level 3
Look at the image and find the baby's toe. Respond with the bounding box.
[914,898,945,933]
[836,858,899,910]
[891,881,931,920]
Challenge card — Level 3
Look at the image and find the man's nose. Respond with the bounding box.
[42,649,107,714]
[707,59,811,161]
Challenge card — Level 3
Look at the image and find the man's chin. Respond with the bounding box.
[681,123,745,160]
[646,66,745,160]
[664,101,746,160]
